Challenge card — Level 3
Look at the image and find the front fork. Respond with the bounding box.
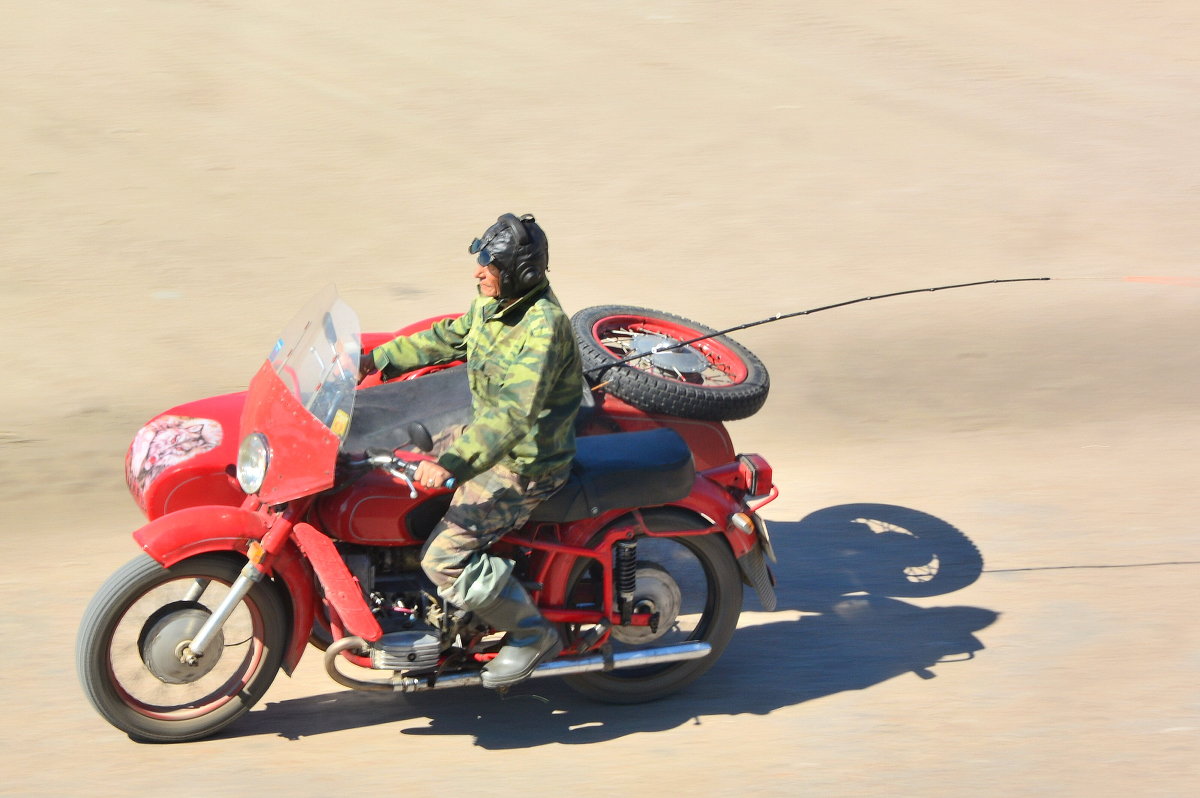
[179,541,269,663]
[174,496,300,666]
[174,497,386,672]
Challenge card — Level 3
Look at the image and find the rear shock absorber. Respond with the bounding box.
[615,539,637,625]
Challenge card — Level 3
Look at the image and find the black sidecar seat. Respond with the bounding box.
[344,366,473,453]
[528,427,695,523]
[346,366,598,453]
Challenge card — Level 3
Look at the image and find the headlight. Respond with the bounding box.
[236,433,270,494]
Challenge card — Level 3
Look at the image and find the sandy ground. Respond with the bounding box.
[2,1,1198,795]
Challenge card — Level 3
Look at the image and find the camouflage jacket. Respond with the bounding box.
[370,279,582,482]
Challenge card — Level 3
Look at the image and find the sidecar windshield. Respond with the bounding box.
[267,285,361,436]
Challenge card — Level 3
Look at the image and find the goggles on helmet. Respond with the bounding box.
[469,237,498,267]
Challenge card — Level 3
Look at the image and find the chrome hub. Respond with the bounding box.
[630,334,708,375]
[612,563,682,645]
[138,601,224,684]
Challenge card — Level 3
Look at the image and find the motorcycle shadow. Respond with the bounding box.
[225,503,998,747]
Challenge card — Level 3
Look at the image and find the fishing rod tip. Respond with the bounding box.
[1122,275,1200,286]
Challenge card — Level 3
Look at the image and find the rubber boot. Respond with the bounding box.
[474,579,563,690]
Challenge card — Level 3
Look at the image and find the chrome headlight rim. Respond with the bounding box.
[236,433,271,495]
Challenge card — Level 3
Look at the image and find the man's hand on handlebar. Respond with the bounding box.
[413,460,454,490]
[357,350,379,382]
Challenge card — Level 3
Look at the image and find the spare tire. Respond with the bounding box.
[572,305,770,421]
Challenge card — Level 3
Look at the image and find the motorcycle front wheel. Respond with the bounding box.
[561,530,743,703]
[76,553,286,743]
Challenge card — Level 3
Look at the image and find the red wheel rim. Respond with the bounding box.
[106,576,269,722]
[591,314,749,386]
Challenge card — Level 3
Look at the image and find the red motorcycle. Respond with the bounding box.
[76,286,777,742]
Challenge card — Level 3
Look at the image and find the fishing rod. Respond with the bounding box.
[585,276,1053,377]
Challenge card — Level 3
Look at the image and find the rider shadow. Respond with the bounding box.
[222,504,998,747]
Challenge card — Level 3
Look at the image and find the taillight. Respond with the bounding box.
[737,454,773,497]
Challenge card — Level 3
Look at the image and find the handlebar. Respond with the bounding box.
[345,450,458,498]
[388,459,458,498]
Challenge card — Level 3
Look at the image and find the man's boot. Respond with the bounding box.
[473,578,563,690]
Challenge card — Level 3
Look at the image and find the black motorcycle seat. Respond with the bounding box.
[528,427,695,523]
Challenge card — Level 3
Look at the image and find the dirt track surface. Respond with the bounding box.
[2,2,1198,796]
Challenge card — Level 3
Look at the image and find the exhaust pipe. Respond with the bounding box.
[325,637,712,693]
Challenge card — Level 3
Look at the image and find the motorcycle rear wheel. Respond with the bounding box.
[76,553,286,743]
[561,530,742,703]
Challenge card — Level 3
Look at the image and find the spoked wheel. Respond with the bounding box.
[572,305,770,421]
[561,530,743,703]
[76,554,286,743]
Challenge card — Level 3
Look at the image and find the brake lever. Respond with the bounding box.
[382,461,420,499]
[382,458,457,498]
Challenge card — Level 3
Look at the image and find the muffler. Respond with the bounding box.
[325,637,712,693]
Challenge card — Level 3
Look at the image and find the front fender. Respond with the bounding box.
[132,505,317,675]
[134,504,268,564]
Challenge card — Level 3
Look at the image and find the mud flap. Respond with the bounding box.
[738,544,777,611]
[290,522,383,642]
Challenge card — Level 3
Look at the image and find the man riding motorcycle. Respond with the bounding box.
[359,213,582,689]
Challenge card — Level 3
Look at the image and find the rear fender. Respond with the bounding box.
[674,477,759,558]
[132,505,317,675]
[670,482,777,608]
[538,499,745,608]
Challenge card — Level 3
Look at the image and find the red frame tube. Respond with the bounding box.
[506,508,723,630]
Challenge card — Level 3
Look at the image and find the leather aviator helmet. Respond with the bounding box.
[468,213,550,299]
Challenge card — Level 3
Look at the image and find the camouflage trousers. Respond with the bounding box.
[419,426,570,610]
